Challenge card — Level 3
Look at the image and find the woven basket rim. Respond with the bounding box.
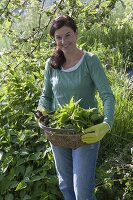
[46,132,83,136]
[39,122,80,133]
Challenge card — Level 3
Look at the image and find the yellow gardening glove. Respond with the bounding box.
[81,122,111,144]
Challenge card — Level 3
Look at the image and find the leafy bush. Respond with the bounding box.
[95,143,133,200]
[0,127,62,200]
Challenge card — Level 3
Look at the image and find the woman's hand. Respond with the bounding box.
[81,122,111,144]
[34,106,47,123]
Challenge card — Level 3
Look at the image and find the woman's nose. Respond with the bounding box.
[61,37,66,45]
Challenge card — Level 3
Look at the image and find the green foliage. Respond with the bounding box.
[95,143,133,199]
[0,129,62,199]
[78,7,133,71]
[96,69,133,164]
[46,97,103,130]
[107,69,133,147]
[0,43,62,199]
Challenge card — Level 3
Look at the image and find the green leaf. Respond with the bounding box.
[27,152,41,161]
[0,151,3,160]
[16,158,26,166]
[23,195,31,200]
[5,193,14,200]
[42,147,51,158]
[1,156,13,173]
[31,175,43,182]
[9,181,18,190]
[15,165,26,177]
[24,166,33,177]
[101,1,110,8]
[8,168,15,180]
[20,150,29,156]
[76,0,82,6]
[24,177,30,183]
[5,20,11,29]
[15,181,27,191]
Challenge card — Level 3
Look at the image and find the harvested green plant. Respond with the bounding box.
[41,97,103,132]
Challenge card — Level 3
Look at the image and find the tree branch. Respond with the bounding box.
[13,0,64,69]
[0,0,10,17]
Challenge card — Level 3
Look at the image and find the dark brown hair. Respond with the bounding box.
[49,16,77,69]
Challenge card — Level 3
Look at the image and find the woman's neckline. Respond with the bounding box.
[62,50,84,70]
[61,51,86,72]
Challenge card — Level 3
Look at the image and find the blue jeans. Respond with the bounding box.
[51,142,100,200]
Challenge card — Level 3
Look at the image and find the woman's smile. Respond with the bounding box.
[62,43,71,50]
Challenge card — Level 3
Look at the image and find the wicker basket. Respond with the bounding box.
[39,123,85,149]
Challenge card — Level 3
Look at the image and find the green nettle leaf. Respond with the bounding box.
[27,152,41,161]
[42,147,51,158]
[43,97,103,130]
[0,151,3,160]
[24,177,30,183]
[23,195,31,200]
[24,166,33,177]
[5,20,11,29]
[101,1,110,8]
[15,181,27,191]
[1,156,13,173]
[20,150,29,156]
[31,175,43,182]
[8,181,19,190]
[5,193,14,200]
[15,165,26,177]
[16,158,26,167]
[8,168,15,180]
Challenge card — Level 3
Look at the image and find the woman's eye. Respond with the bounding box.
[55,37,61,40]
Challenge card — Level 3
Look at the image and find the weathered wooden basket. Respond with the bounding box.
[39,123,85,149]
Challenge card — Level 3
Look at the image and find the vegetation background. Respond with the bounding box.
[0,0,133,199]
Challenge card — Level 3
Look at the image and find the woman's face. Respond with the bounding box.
[54,26,77,54]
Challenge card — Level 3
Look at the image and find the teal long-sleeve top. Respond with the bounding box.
[38,51,115,128]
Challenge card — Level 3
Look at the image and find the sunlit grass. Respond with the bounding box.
[97,69,133,159]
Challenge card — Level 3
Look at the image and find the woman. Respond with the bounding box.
[36,16,115,200]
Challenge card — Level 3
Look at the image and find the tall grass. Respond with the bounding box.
[109,70,133,142]
[97,69,133,161]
